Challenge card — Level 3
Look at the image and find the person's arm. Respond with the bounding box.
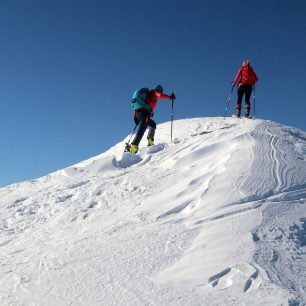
[232,68,242,85]
[157,92,172,99]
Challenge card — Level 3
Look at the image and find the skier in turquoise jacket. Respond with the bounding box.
[128,85,175,154]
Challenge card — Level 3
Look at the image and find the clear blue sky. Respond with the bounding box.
[0,0,306,187]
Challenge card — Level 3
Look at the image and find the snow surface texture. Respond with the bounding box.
[1,117,306,306]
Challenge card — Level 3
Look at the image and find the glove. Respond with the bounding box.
[231,82,236,88]
[170,93,176,100]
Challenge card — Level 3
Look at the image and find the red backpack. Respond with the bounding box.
[241,66,257,85]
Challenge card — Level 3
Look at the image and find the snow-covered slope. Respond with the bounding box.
[1,117,306,306]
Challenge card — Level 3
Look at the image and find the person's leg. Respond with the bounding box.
[236,86,244,117]
[131,111,150,147]
[147,119,156,146]
[244,85,253,117]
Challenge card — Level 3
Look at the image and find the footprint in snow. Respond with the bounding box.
[145,143,165,154]
[87,201,98,209]
[14,197,28,204]
[55,194,73,203]
[116,143,166,168]
[116,154,142,168]
[68,181,89,189]
[208,264,260,293]
[208,267,232,288]
[79,202,99,220]
[6,197,28,209]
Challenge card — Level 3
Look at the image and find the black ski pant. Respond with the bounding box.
[131,110,156,147]
[236,84,253,110]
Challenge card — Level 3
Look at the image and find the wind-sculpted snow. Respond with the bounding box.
[0,117,306,305]
[242,122,306,199]
[253,201,306,305]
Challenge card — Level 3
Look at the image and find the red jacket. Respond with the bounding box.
[233,65,258,87]
[145,89,171,112]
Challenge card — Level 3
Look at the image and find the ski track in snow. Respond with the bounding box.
[1,117,306,305]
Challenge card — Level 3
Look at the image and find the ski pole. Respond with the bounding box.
[253,84,256,118]
[224,85,234,118]
[171,97,174,142]
[124,124,137,152]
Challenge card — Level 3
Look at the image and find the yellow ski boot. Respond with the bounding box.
[147,138,154,146]
[129,144,138,154]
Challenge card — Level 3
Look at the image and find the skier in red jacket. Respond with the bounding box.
[232,60,258,118]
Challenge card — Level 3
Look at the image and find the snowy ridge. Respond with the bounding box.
[1,117,306,305]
